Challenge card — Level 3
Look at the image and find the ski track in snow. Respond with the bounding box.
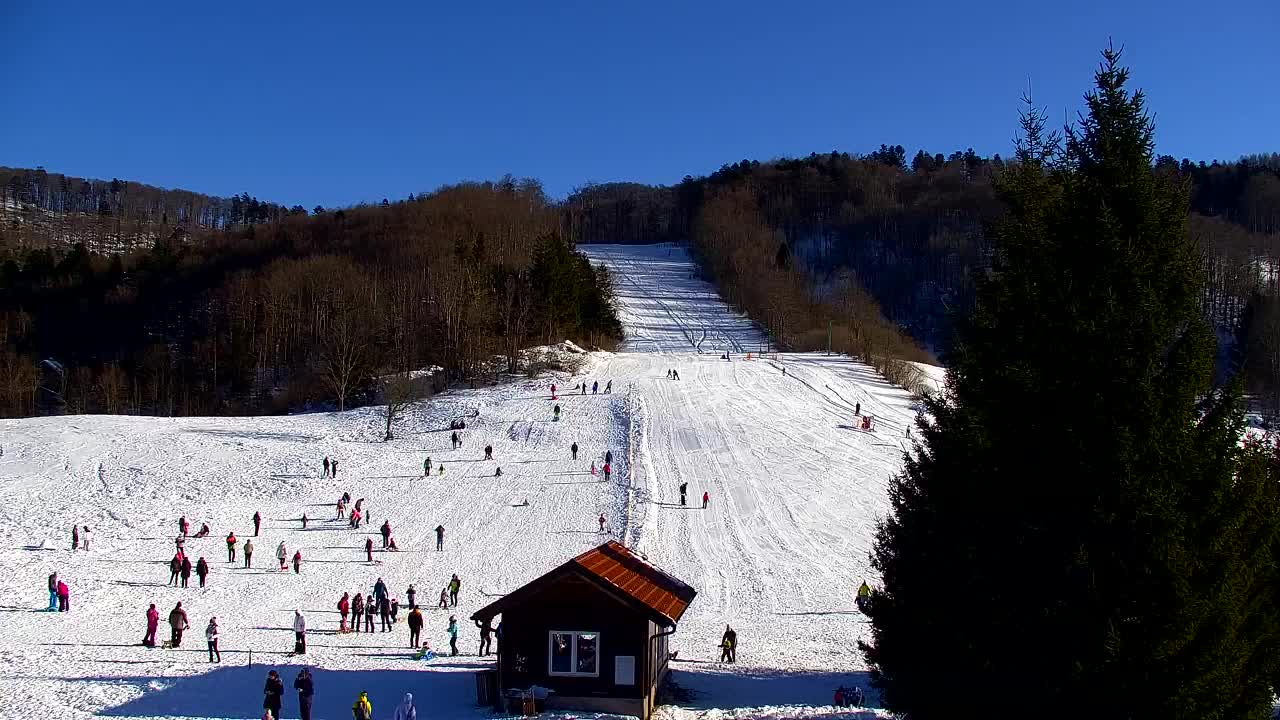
[0,243,919,719]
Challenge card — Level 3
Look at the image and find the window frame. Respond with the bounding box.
[547,630,601,678]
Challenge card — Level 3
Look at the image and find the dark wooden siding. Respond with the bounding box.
[499,574,649,700]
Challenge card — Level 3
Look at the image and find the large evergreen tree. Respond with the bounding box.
[862,47,1280,720]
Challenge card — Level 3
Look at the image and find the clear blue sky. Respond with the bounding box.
[3,0,1277,209]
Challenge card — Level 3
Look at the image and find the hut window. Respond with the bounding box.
[548,631,600,677]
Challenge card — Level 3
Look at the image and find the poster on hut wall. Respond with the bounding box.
[615,655,636,685]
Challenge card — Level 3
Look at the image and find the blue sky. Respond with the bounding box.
[3,0,1276,209]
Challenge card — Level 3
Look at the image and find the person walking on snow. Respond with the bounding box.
[592,380,598,394]
[393,692,417,720]
[294,668,315,720]
[144,603,159,646]
[366,537,374,562]
[196,557,209,587]
[374,576,389,606]
[352,691,373,720]
[276,541,288,571]
[703,491,710,509]
[72,524,79,550]
[263,670,284,719]
[226,532,237,562]
[854,401,860,416]
[484,444,493,460]
[323,456,330,478]
[603,463,611,482]
[301,513,307,530]
[381,520,392,548]
[180,555,192,588]
[424,457,431,476]
[253,511,261,536]
[438,586,449,609]
[448,574,461,606]
[380,596,392,632]
[351,593,365,633]
[553,404,561,421]
[169,554,182,586]
[856,581,872,614]
[679,482,688,506]
[598,514,607,533]
[206,617,220,662]
[364,594,376,632]
[477,618,494,655]
[47,572,58,611]
[293,610,307,654]
[81,525,91,551]
[605,379,612,393]
[720,625,737,663]
[57,579,70,612]
[179,516,189,537]
[406,583,417,609]
[292,550,303,574]
[447,615,459,656]
[244,539,253,568]
[168,602,189,647]
[571,442,578,460]
[338,592,351,632]
[435,525,445,551]
[408,606,424,647]
[550,383,557,400]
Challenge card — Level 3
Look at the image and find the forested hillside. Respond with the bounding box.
[0,178,619,417]
[563,152,1280,418]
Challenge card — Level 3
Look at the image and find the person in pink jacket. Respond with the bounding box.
[143,604,160,646]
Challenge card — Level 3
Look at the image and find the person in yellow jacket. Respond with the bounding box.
[352,691,372,720]
[856,581,872,614]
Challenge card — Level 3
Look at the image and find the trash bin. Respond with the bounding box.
[475,669,498,707]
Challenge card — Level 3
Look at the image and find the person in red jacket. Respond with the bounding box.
[226,532,237,563]
[292,550,302,574]
[702,491,710,509]
[143,603,159,646]
[56,580,69,612]
[338,592,351,633]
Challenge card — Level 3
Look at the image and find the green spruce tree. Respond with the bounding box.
[861,46,1280,720]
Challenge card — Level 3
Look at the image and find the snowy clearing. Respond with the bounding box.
[0,243,923,719]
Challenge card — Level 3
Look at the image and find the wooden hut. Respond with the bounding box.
[471,540,697,719]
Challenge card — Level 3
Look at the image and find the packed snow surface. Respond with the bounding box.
[0,243,921,719]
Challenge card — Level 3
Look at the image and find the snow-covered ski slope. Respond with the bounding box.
[0,243,923,719]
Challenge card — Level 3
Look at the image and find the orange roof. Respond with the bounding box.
[470,540,697,626]
[573,541,696,624]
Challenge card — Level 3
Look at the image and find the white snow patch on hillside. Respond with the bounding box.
[1,244,924,719]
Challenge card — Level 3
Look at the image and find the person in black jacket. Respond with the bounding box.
[195,557,209,587]
[263,670,284,719]
[294,668,315,720]
[179,556,192,588]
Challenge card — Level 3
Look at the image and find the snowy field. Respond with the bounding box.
[0,243,926,719]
